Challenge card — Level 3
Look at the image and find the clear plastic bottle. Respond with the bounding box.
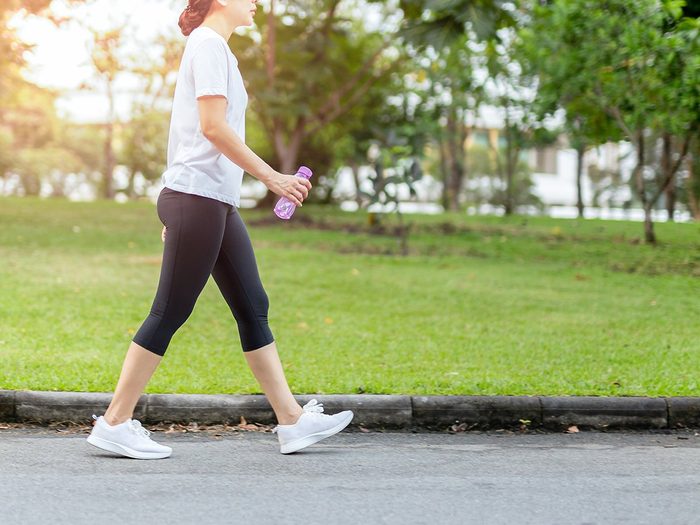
[273,166,313,220]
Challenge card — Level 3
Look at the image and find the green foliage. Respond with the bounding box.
[359,144,421,210]
[118,107,170,187]
[358,137,421,255]
[55,123,104,178]
[230,1,399,179]
[466,143,544,211]
[0,0,52,110]
[518,0,700,240]
[524,0,699,141]
[13,147,83,196]
[517,4,620,148]
[397,0,517,50]
[587,163,626,208]
[0,72,95,196]
[300,47,410,203]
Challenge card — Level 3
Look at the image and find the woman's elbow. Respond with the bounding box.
[201,123,222,141]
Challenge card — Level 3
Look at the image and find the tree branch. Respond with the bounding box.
[266,0,277,85]
[306,59,398,136]
[649,131,694,205]
[594,82,634,140]
[309,40,392,126]
[309,0,342,65]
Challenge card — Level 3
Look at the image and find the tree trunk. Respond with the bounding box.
[252,0,391,210]
[255,126,304,208]
[438,130,450,212]
[126,169,138,200]
[102,79,116,200]
[576,143,585,218]
[397,212,410,256]
[49,173,65,198]
[255,4,309,209]
[21,172,40,196]
[504,125,515,216]
[661,133,676,222]
[687,147,700,220]
[458,109,469,210]
[664,178,676,221]
[444,112,457,211]
[633,130,656,244]
[255,0,279,210]
[445,108,463,212]
[643,204,655,244]
[103,120,114,199]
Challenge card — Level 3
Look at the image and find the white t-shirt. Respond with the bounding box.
[161,25,248,207]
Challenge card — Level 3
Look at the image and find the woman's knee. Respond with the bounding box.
[236,289,269,327]
[236,288,274,350]
[256,289,270,320]
[132,299,197,356]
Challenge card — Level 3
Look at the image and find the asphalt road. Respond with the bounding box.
[2,426,699,525]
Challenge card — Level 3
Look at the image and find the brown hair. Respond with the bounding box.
[178,0,215,36]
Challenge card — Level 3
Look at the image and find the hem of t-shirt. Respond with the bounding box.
[163,182,240,208]
[196,88,228,99]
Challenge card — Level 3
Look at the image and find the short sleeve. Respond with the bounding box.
[191,38,229,100]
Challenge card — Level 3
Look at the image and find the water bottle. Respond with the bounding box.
[273,166,313,220]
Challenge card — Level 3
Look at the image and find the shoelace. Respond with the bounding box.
[302,399,325,414]
[271,399,324,434]
[128,419,152,438]
[91,414,152,438]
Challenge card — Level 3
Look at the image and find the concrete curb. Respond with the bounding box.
[2,389,700,430]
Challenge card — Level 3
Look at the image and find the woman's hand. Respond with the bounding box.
[161,226,166,243]
[265,171,312,207]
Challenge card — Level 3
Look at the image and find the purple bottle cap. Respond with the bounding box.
[297,166,313,179]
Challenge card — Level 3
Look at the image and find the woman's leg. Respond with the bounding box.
[104,188,228,425]
[211,207,303,425]
[103,342,161,426]
[243,341,303,425]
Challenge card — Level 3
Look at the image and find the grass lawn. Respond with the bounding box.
[1,194,698,397]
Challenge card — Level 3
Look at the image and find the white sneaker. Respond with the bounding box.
[86,414,172,459]
[272,399,354,454]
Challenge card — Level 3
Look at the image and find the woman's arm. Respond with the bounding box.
[197,95,310,207]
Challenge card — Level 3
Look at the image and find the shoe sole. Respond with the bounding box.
[86,434,171,460]
[280,411,354,454]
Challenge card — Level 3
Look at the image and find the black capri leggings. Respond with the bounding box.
[132,187,275,356]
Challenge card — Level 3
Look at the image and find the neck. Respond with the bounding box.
[200,13,234,41]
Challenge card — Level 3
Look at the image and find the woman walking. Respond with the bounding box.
[86,0,353,459]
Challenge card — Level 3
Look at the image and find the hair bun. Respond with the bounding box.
[178,0,213,36]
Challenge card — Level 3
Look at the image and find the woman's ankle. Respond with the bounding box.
[277,408,303,426]
[104,413,131,426]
